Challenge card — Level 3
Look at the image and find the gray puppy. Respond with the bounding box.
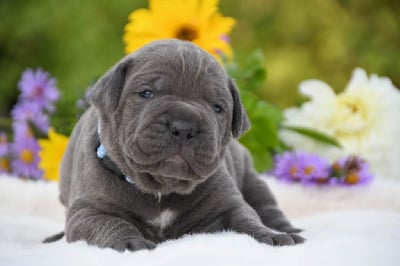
[58,39,304,252]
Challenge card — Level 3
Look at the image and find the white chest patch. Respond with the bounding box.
[148,209,177,231]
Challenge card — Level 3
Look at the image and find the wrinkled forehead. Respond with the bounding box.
[125,41,229,98]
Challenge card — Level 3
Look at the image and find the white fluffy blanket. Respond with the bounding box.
[0,175,399,266]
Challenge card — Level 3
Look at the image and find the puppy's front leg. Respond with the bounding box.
[242,170,302,233]
[227,200,304,246]
[66,199,156,252]
[241,151,302,233]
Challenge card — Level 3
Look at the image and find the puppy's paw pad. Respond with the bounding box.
[111,238,156,252]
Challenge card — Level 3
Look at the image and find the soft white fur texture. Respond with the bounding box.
[0,175,399,266]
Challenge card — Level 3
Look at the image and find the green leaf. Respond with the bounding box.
[238,89,284,172]
[246,49,265,67]
[253,150,274,172]
[243,67,267,91]
[282,125,342,148]
[225,49,268,93]
[225,49,282,172]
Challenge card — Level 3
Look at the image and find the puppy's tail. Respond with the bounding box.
[43,231,65,243]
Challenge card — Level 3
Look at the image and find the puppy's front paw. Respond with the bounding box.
[288,233,305,244]
[110,237,156,252]
[257,232,305,246]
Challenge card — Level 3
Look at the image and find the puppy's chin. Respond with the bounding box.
[134,172,200,195]
[132,155,210,195]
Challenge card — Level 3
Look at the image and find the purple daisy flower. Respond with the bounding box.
[273,151,330,184]
[297,153,331,183]
[11,102,49,134]
[0,132,10,174]
[0,156,10,174]
[12,121,34,141]
[333,156,373,185]
[0,132,8,156]
[11,136,43,180]
[18,68,59,112]
[273,151,302,182]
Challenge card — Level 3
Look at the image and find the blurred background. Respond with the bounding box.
[1,0,399,135]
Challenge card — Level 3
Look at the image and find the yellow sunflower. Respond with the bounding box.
[123,0,236,62]
[38,128,69,182]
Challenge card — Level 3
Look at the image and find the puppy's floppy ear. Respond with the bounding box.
[229,78,250,138]
[90,58,131,114]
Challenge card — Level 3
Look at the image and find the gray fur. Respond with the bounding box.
[59,39,304,252]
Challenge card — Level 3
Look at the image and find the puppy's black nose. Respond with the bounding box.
[169,119,197,144]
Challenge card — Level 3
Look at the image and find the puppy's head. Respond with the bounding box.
[90,39,249,195]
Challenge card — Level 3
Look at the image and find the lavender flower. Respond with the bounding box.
[0,132,8,155]
[297,153,331,183]
[273,151,330,183]
[18,68,59,112]
[11,136,43,179]
[11,102,49,133]
[0,157,10,174]
[333,156,373,185]
[12,121,34,140]
[272,151,374,186]
[0,133,10,174]
[273,151,302,181]
[5,67,60,180]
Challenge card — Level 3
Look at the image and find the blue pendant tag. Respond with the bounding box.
[97,144,107,159]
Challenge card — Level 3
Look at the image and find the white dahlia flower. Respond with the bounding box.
[280,68,400,179]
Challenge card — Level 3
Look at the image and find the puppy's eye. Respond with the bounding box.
[138,89,154,99]
[213,104,223,113]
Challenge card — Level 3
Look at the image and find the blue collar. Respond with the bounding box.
[96,142,135,184]
[96,131,162,201]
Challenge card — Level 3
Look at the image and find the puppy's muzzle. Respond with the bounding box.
[164,102,201,145]
[168,119,198,144]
